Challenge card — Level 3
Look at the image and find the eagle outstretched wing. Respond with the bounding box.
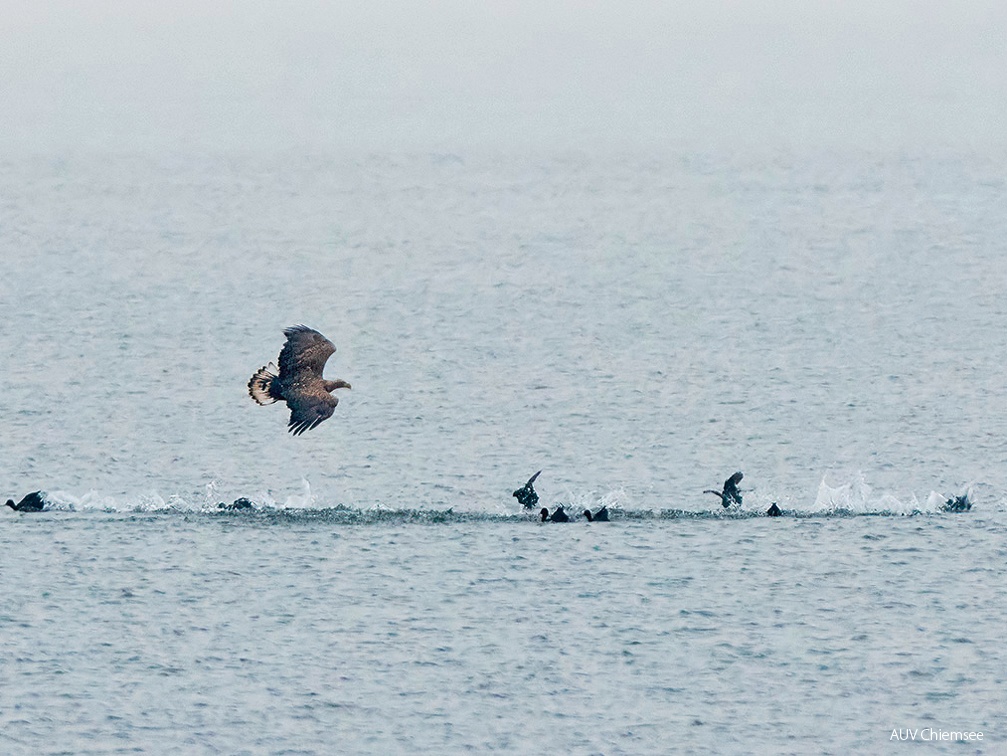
[278,325,336,381]
[250,325,349,435]
[286,389,338,436]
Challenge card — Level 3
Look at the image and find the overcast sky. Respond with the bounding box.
[2,1,1005,152]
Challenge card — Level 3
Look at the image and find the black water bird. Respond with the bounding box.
[540,506,570,523]
[583,505,610,522]
[513,470,542,509]
[218,498,255,511]
[704,471,744,508]
[5,491,46,512]
[766,503,782,517]
[941,494,972,513]
[248,325,352,435]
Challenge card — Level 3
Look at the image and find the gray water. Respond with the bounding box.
[3,148,1005,755]
[3,510,1005,755]
[5,150,1007,512]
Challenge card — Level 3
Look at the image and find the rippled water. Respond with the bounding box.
[4,150,1007,512]
[2,511,1003,754]
[3,148,1006,752]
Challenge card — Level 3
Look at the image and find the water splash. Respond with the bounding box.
[813,472,925,515]
[282,477,315,509]
[12,475,994,519]
[555,486,633,513]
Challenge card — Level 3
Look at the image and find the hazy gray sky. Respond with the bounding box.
[2,1,1005,151]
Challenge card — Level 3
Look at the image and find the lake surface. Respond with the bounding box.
[4,149,1006,513]
[2,147,1005,753]
[2,510,1004,754]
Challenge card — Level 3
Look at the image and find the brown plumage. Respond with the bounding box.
[248,325,351,435]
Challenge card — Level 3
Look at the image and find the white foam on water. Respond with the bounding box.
[812,472,925,515]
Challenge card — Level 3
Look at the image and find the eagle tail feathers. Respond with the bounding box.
[248,363,282,405]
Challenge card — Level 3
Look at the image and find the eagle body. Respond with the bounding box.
[248,325,351,435]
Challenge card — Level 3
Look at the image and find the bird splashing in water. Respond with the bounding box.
[512,470,542,509]
[704,471,744,508]
[5,491,46,512]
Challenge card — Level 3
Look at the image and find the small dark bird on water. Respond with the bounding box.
[218,498,255,511]
[704,471,744,508]
[941,494,972,512]
[583,505,610,522]
[540,506,570,523]
[248,325,351,435]
[766,502,782,517]
[5,491,46,512]
[513,470,542,509]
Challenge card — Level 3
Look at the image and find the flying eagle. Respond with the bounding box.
[248,325,351,435]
